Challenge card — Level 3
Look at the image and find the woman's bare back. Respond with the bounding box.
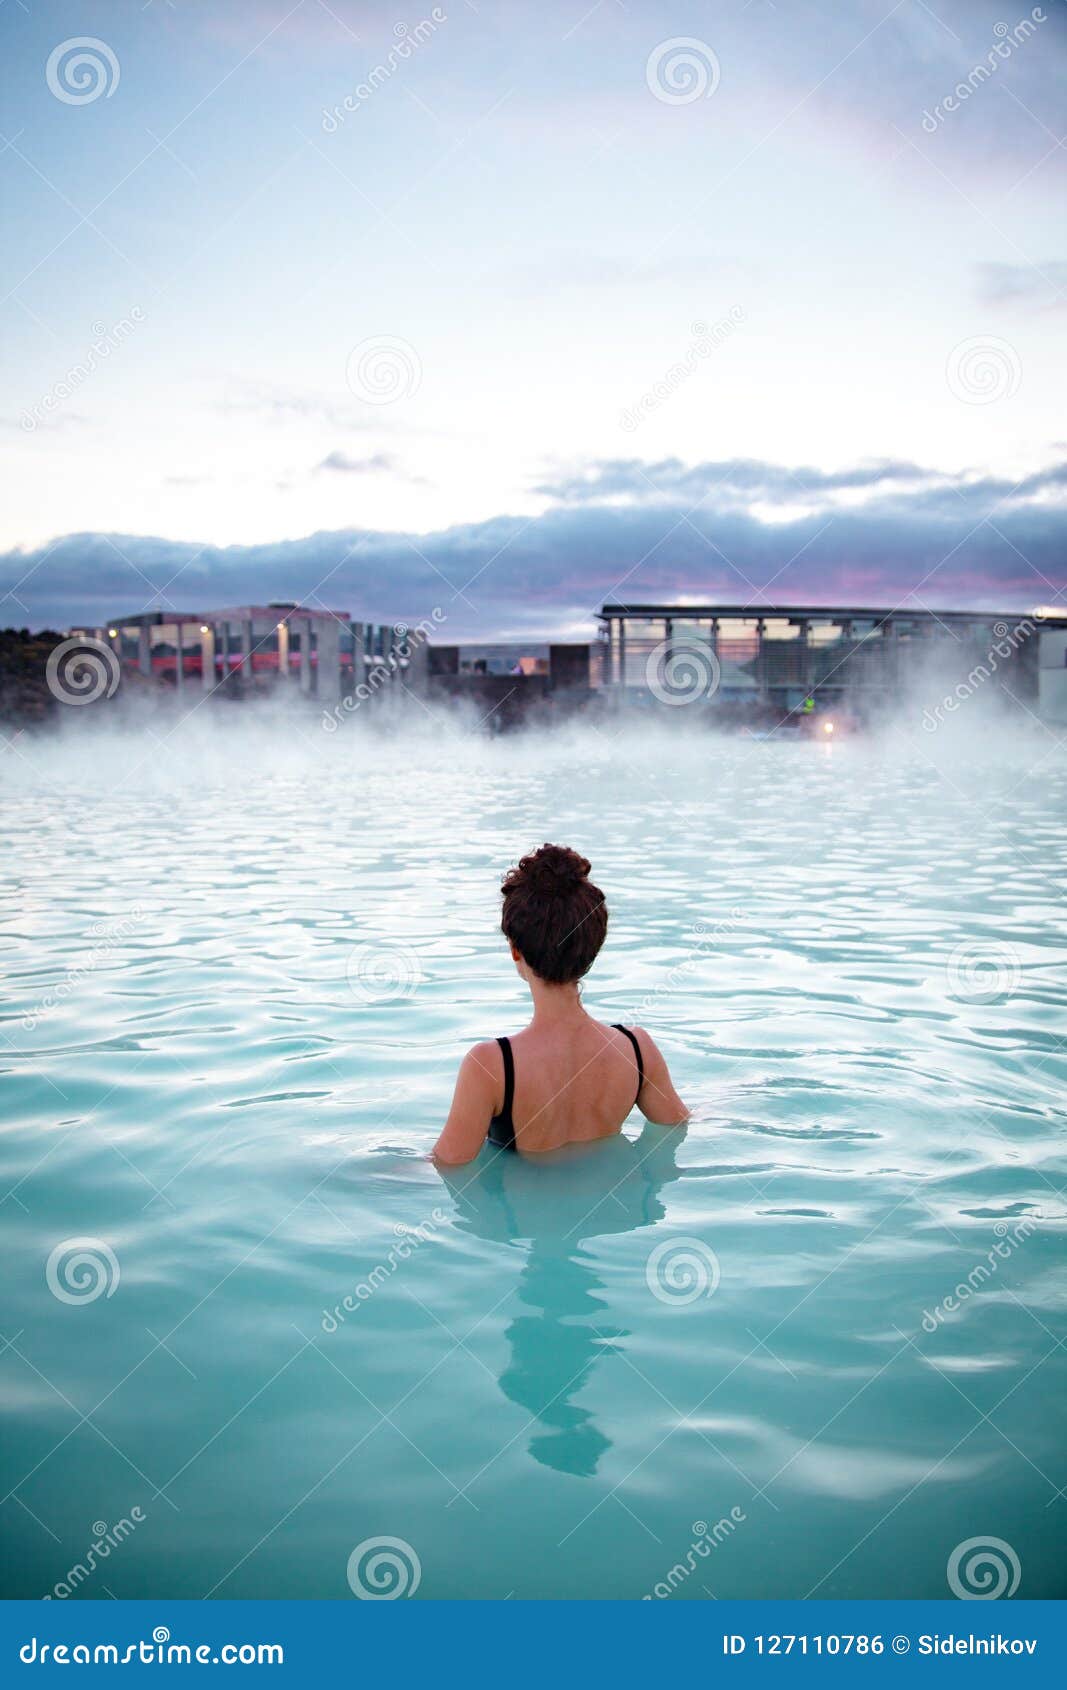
[490,1017,644,1153]
[435,1010,687,1164]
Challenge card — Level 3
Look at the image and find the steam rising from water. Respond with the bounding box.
[4,647,1063,800]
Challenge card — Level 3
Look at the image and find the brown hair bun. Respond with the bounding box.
[512,843,590,895]
[500,844,607,984]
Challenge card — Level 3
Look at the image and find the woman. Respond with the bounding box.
[433,843,688,1165]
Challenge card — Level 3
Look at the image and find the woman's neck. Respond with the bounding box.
[526,977,586,1027]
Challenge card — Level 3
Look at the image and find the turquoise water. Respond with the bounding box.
[2,716,1065,1600]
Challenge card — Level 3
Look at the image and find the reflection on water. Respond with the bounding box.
[439,1128,687,1475]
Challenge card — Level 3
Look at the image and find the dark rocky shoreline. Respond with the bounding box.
[0,628,66,725]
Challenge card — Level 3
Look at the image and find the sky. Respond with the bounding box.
[1,0,1065,639]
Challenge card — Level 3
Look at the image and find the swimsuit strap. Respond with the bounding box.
[497,1035,515,1123]
[612,1023,644,1108]
[487,1034,516,1149]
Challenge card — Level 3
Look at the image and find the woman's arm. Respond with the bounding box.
[432,1041,501,1165]
[631,1027,689,1125]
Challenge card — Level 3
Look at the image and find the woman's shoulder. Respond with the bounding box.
[594,1018,654,1049]
[462,1038,506,1075]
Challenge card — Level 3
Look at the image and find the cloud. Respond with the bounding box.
[317,450,399,474]
[4,455,1064,639]
[534,457,948,507]
[975,262,1067,311]
[535,455,1067,523]
[0,412,88,433]
[315,450,428,483]
[215,379,390,433]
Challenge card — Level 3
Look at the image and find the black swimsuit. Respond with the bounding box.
[487,1024,645,1151]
